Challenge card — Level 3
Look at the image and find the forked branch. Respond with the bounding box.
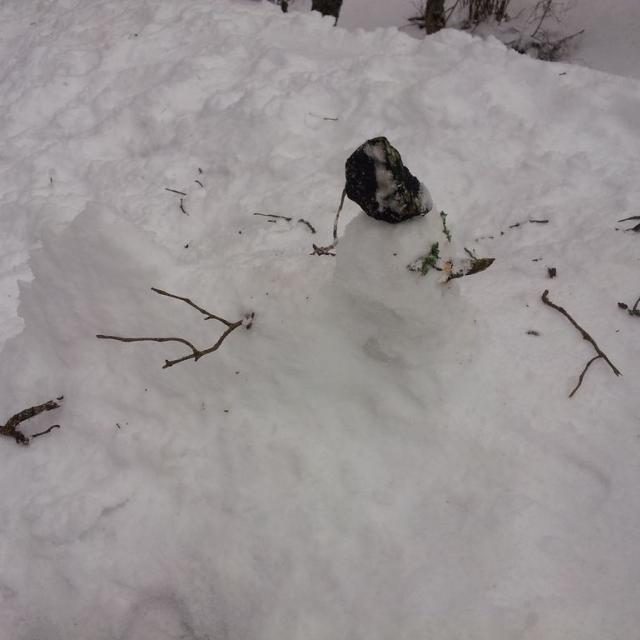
[1,397,63,445]
[541,289,621,397]
[97,288,252,369]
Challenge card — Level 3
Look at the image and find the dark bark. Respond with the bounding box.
[424,0,446,34]
[311,0,343,25]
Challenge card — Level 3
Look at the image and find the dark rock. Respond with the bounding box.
[345,137,433,224]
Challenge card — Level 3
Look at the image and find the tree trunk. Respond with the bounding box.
[311,0,343,25]
[424,0,446,34]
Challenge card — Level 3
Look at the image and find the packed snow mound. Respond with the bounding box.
[1,1,640,639]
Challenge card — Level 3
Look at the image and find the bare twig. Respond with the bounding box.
[476,218,549,240]
[253,212,292,222]
[569,355,602,398]
[297,219,316,234]
[32,424,61,439]
[308,112,339,121]
[509,218,549,229]
[165,188,187,196]
[312,187,346,256]
[194,179,204,188]
[150,287,235,326]
[530,0,553,39]
[617,295,640,317]
[311,245,336,256]
[445,0,461,23]
[254,212,316,235]
[541,289,621,397]
[97,289,248,369]
[1,398,63,445]
[550,28,585,47]
[618,215,640,232]
[179,198,189,215]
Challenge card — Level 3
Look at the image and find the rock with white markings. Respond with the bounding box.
[345,137,433,224]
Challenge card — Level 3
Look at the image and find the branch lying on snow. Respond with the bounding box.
[97,288,253,369]
[252,213,316,234]
[253,212,292,222]
[475,218,549,241]
[297,219,316,234]
[312,188,346,256]
[1,397,63,445]
[618,295,640,317]
[541,289,621,397]
[617,215,640,233]
[165,187,187,196]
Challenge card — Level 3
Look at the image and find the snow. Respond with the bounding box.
[338,0,640,81]
[1,0,640,638]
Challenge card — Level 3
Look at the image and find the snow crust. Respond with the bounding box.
[1,1,640,638]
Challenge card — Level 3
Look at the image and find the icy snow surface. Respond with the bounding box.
[1,1,640,638]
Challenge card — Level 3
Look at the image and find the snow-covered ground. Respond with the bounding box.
[339,0,640,80]
[1,0,640,638]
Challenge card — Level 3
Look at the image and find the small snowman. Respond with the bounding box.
[328,137,493,365]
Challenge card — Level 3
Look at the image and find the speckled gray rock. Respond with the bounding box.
[345,137,433,224]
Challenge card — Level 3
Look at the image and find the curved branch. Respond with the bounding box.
[569,355,602,398]
[97,289,249,370]
[150,287,235,327]
[311,187,346,256]
[541,289,621,397]
[96,334,197,352]
[1,398,63,445]
[162,321,242,368]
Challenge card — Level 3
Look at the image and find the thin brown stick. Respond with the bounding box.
[1,398,63,445]
[253,212,293,222]
[617,215,640,232]
[96,335,200,354]
[194,179,204,188]
[312,187,346,256]
[308,112,339,121]
[32,424,61,439]
[530,0,552,39]
[165,188,187,196]
[445,0,461,23]
[179,198,189,215]
[162,322,242,368]
[150,287,234,327]
[541,289,621,396]
[616,295,640,317]
[97,325,243,369]
[297,219,316,234]
[97,289,247,369]
[569,355,602,398]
